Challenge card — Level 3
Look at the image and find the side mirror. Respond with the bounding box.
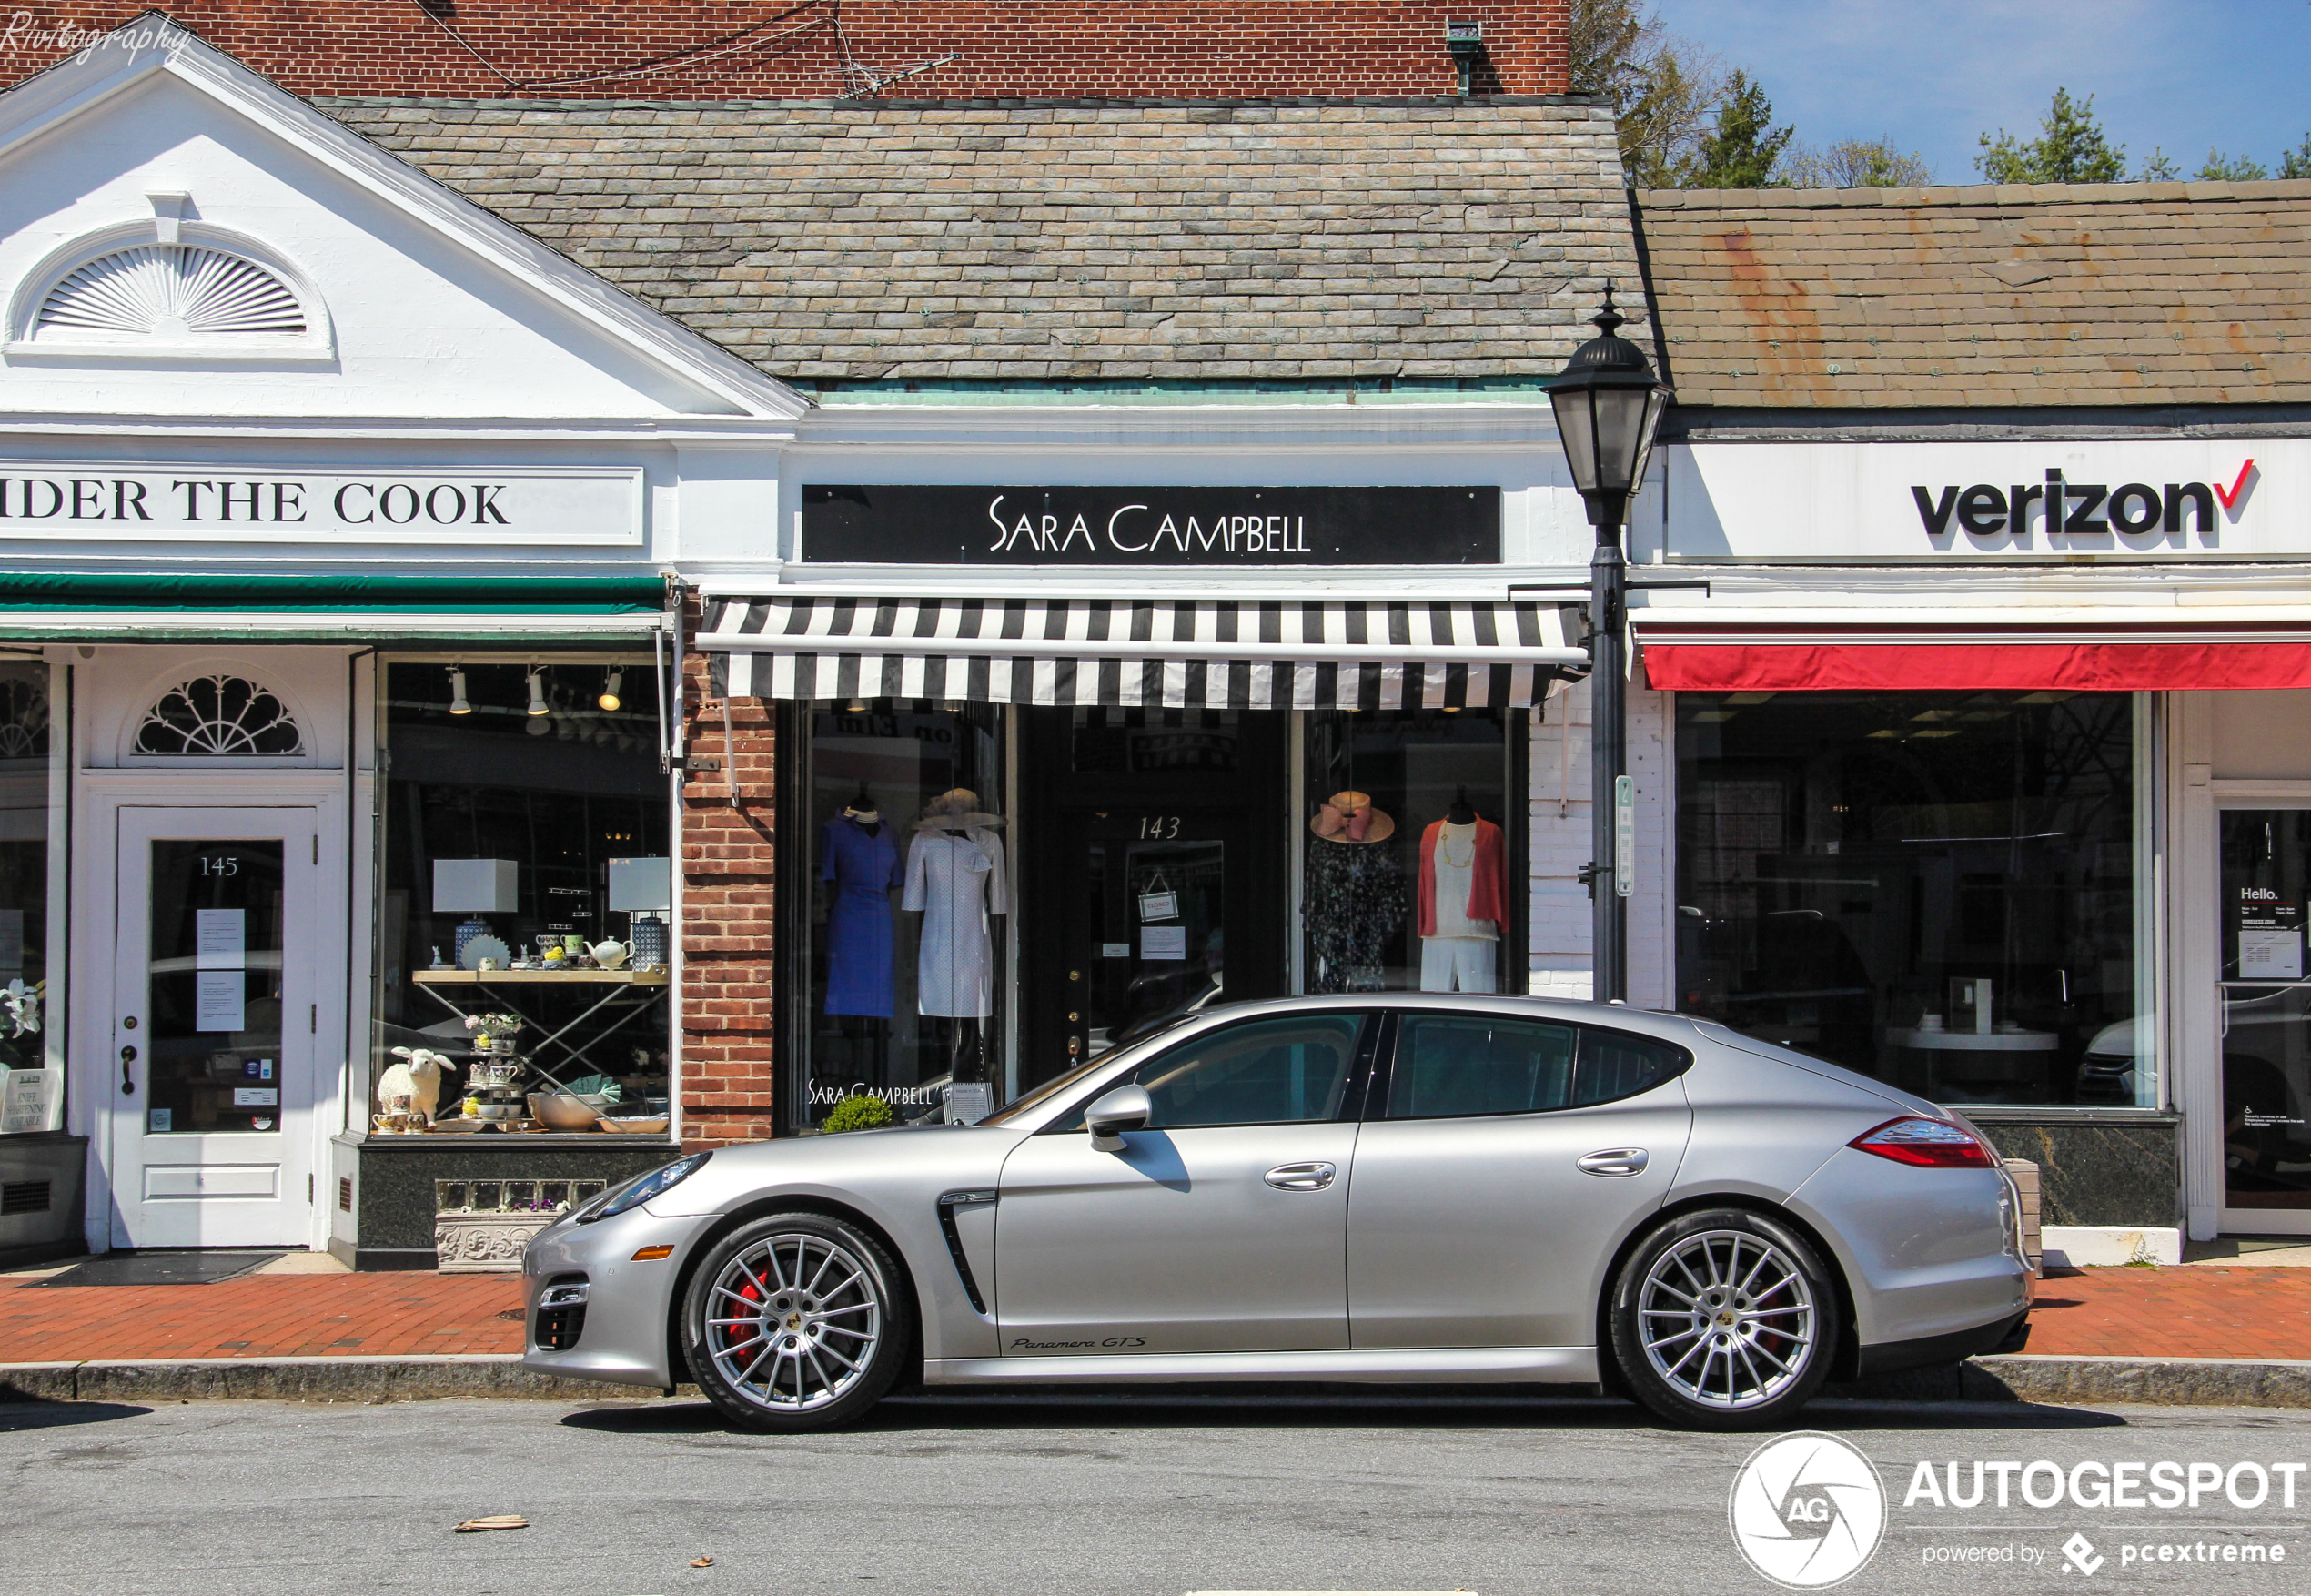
[1085,1084,1152,1150]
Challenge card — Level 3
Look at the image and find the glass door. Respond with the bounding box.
[2218,807,2311,1231]
[1056,807,1245,1069]
[111,808,318,1248]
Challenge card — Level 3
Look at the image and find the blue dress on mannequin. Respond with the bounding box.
[822,815,903,1017]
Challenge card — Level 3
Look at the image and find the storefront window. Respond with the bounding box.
[1675,690,2151,1108]
[0,660,60,1135]
[375,660,671,1136]
[791,701,1006,1129]
[1301,709,1519,995]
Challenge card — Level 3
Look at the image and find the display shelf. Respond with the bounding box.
[412,968,670,986]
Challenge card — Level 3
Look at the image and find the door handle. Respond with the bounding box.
[1265,1161,1336,1191]
[120,1045,137,1096]
[1577,1148,1647,1177]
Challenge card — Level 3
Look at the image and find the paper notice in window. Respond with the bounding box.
[196,970,246,1032]
[196,909,247,970]
[2240,927,2303,981]
[1,1068,51,1134]
[1140,925,1187,961]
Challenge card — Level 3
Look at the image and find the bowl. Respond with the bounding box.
[526,1092,606,1131]
[600,1116,671,1135]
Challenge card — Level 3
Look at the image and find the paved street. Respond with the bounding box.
[6,1393,2310,1595]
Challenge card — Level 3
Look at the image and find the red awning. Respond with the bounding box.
[1641,634,2311,692]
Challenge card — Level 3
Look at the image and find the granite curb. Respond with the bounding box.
[5,1353,2311,1409]
[0,1354,694,1405]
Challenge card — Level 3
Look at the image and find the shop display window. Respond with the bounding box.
[1675,690,2154,1108]
[1301,709,1519,995]
[789,700,1007,1129]
[0,660,60,1135]
[374,660,672,1136]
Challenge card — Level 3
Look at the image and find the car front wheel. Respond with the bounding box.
[1609,1207,1839,1430]
[681,1212,910,1432]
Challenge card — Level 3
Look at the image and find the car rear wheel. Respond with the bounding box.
[682,1213,910,1432]
[1608,1207,1839,1430]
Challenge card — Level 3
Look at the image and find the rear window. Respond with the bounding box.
[1381,1016,1689,1120]
[1575,1027,1690,1106]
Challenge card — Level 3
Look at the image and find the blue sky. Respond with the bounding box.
[1650,0,2311,182]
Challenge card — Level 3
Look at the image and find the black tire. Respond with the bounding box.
[681,1212,913,1433]
[1608,1207,1841,1431]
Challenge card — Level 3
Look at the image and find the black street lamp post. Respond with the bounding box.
[1547,286,1671,1005]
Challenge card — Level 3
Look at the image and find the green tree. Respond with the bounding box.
[1569,0,1720,187]
[1780,136,1933,188]
[1689,70,1792,187]
[1976,87,2127,183]
[2280,135,2311,180]
[2197,147,2269,181]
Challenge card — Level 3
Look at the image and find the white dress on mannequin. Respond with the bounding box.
[903,826,1009,1017]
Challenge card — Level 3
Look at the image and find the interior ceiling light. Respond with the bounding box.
[526,668,549,716]
[448,667,470,715]
[598,669,622,713]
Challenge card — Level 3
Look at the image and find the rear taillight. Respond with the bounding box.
[1850,1116,1999,1168]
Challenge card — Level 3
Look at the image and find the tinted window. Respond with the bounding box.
[1574,1028,1690,1106]
[1062,1013,1363,1130]
[1386,1015,1577,1119]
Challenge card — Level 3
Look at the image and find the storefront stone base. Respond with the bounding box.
[329,1134,680,1271]
[0,1132,87,1269]
[1972,1116,2181,1229]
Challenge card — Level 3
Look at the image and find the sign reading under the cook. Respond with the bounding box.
[0,463,644,546]
[802,484,1501,565]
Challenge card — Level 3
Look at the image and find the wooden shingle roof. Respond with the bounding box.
[1634,181,2311,409]
[319,96,1636,385]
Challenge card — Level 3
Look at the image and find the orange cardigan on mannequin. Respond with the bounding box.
[1417,816,1507,936]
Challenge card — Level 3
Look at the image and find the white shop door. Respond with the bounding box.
[111,808,320,1248]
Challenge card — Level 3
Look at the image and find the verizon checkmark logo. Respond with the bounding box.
[1912,460,2258,544]
[2215,459,2256,510]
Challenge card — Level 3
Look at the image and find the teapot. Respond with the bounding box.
[590,939,630,969]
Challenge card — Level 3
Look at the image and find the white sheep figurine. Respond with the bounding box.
[381,1045,455,1127]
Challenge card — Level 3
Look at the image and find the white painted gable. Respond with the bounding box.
[0,24,804,422]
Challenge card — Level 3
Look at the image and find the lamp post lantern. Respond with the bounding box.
[1547,285,1671,1005]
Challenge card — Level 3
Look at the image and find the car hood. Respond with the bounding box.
[642,1122,1026,1217]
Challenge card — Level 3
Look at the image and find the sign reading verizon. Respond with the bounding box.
[0,463,643,546]
[1665,441,2296,561]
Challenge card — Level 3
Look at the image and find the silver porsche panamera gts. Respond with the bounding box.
[521,995,2033,1431]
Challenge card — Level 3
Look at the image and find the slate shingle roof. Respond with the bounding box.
[1633,181,2311,409]
[318,96,1637,384]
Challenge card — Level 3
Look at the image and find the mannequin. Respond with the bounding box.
[1305,791,1403,993]
[822,784,903,1042]
[1418,788,1507,993]
[903,790,1008,1086]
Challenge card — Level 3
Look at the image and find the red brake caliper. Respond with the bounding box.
[724,1278,763,1359]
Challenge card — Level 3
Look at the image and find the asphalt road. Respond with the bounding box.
[5,1391,2310,1595]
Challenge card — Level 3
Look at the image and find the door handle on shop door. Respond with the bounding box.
[120,1045,137,1096]
[1576,1148,1647,1177]
[1265,1161,1336,1191]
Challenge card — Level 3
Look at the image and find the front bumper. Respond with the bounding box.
[520,1207,711,1389]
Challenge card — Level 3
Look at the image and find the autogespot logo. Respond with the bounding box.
[1729,1432,1887,1589]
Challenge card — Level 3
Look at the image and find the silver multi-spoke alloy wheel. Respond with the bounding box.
[704,1229,883,1414]
[1637,1227,1816,1410]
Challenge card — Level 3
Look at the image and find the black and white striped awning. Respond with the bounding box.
[701,597,1588,710]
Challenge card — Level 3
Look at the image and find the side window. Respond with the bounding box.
[1062,1013,1365,1130]
[1573,1027,1690,1107]
[1386,1015,1577,1119]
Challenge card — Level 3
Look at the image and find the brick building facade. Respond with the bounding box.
[3,2,1570,97]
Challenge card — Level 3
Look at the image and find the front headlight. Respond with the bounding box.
[580,1152,711,1223]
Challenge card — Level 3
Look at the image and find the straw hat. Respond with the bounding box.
[914,787,1006,831]
[1308,790,1395,845]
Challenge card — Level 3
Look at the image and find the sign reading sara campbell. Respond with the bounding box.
[802,484,1501,565]
[0,463,643,546]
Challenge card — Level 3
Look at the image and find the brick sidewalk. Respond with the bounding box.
[2,1263,2306,1369]
[2024,1266,2311,1360]
[0,1271,524,1363]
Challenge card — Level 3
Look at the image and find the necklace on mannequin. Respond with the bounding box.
[1438,823,1475,869]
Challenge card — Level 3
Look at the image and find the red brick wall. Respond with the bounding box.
[4,3,1569,97]
[679,639,778,1150]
